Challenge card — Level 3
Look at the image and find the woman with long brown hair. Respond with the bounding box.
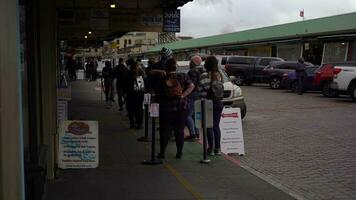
[198,56,224,156]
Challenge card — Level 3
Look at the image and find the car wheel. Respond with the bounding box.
[350,83,356,102]
[235,74,245,86]
[245,80,254,86]
[291,81,298,92]
[270,77,281,89]
[322,82,338,97]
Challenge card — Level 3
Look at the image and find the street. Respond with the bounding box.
[237,84,356,200]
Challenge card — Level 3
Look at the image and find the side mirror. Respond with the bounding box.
[229,76,236,81]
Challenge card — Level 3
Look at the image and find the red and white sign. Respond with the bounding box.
[58,121,99,169]
[150,103,159,117]
[300,10,304,18]
[220,107,245,155]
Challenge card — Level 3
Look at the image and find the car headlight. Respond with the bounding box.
[232,86,242,97]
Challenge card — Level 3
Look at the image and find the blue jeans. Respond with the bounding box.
[185,98,197,137]
[207,100,224,151]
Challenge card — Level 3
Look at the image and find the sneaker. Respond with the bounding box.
[214,149,222,156]
[207,149,215,156]
[176,153,182,159]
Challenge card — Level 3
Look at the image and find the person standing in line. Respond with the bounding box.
[185,55,203,141]
[198,56,224,156]
[114,58,129,111]
[124,61,146,129]
[157,58,195,159]
[66,57,77,81]
[92,58,98,81]
[102,61,115,107]
[296,57,307,95]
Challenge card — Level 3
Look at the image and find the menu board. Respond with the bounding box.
[58,121,99,169]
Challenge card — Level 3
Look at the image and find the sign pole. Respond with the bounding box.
[200,99,211,164]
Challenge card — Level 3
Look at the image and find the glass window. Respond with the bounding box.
[221,57,227,65]
[128,39,132,45]
[228,57,255,64]
[323,42,348,63]
[260,59,273,66]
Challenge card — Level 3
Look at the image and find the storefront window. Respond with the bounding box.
[277,45,301,61]
[322,42,348,63]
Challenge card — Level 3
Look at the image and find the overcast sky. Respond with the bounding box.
[178,0,356,38]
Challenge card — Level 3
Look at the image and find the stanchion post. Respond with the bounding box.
[142,100,162,165]
[137,102,150,142]
[200,99,211,164]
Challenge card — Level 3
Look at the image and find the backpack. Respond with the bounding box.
[208,78,224,101]
[165,75,183,97]
[134,76,145,92]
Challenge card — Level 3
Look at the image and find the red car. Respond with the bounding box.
[314,63,339,97]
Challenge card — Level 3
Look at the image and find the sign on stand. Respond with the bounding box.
[150,103,159,117]
[58,121,99,169]
[220,107,245,155]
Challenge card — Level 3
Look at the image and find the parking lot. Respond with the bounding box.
[236,84,356,200]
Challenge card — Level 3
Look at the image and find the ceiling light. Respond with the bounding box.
[110,4,116,8]
[84,35,88,39]
[88,31,92,34]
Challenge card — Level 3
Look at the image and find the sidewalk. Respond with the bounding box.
[43,80,294,200]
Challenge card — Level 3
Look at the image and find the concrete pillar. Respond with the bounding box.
[0,0,25,199]
[38,0,57,179]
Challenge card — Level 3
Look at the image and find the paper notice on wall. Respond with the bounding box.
[58,121,99,169]
[220,107,245,155]
[57,100,68,121]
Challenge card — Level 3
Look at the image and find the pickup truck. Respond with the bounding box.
[225,56,284,85]
[330,63,356,102]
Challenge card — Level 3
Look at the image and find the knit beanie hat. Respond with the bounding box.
[191,55,202,66]
[161,47,173,59]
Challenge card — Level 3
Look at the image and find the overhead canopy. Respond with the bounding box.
[56,0,192,40]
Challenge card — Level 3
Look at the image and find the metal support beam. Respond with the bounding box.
[0,0,25,199]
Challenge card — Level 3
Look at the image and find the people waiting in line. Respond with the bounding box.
[198,56,224,156]
[102,61,115,107]
[155,58,195,159]
[124,61,146,129]
[66,58,77,81]
[185,55,203,141]
[114,58,129,111]
[92,50,225,159]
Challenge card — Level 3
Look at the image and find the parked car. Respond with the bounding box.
[225,56,284,85]
[215,55,232,70]
[281,66,319,92]
[263,61,314,89]
[177,61,247,119]
[313,63,354,97]
[330,62,356,102]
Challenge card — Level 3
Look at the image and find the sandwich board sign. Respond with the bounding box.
[220,107,245,155]
[58,120,99,169]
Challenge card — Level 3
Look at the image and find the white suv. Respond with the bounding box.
[330,63,356,102]
[177,61,247,118]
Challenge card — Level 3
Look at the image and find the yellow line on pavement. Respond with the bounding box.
[164,163,204,200]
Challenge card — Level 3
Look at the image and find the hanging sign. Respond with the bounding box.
[58,121,99,169]
[220,107,245,155]
[163,9,180,32]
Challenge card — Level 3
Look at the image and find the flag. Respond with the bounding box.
[300,10,304,18]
